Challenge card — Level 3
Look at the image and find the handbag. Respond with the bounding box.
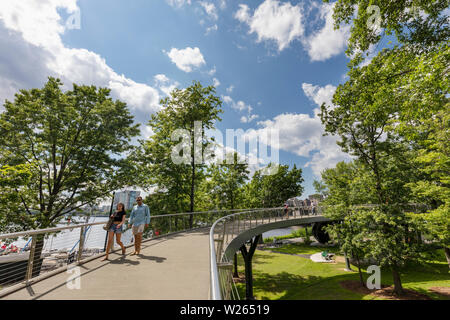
[103,212,117,231]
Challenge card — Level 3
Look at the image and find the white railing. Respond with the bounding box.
[0,208,260,297]
[209,206,323,300]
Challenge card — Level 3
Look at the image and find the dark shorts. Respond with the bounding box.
[108,223,123,234]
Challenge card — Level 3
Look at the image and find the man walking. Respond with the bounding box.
[129,196,150,255]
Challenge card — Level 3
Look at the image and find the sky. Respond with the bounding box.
[0,0,362,199]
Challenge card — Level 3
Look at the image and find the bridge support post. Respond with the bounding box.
[240,234,261,300]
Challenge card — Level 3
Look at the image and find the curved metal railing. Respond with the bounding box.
[0,208,261,298]
[209,206,324,300]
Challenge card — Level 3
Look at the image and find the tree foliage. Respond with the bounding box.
[0,77,140,229]
[242,164,304,208]
[139,81,223,221]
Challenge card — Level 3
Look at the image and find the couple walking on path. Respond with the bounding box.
[102,196,151,261]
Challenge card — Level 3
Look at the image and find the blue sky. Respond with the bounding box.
[0,0,365,199]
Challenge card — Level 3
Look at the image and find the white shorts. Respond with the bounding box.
[132,224,145,235]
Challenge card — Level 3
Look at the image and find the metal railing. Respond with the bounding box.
[0,208,260,297]
[210,206,323,300]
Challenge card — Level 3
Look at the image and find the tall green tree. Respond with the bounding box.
[243,164,304,208]
[201,152,250,210]
[139,81,223,226]
[319,48,431,294]
[0,78,139,268]
[326,0,449,60]
[0,78,139,230]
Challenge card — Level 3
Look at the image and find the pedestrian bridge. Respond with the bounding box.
[0,207,329,300]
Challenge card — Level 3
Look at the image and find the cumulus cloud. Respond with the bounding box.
[213,77,220,87]
[0,0,161,115]
[164,47,206,72]
[234,0,304,52]
[154,74,180,96]
[234,1,350,61]
[242,83,350,176]
[303,2,350,61]
[302,83,336,109]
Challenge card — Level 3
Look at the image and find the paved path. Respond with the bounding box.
[3,229,210,300]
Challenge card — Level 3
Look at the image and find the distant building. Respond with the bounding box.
[113,190,141,211]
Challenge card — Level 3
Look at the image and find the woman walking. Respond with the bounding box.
[102,202,127,261]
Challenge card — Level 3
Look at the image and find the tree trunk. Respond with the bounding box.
[233,252,238,278]
[189,157,195,229]
[392,267,404,295]
[444,247,450,269]
[353,251,365,287]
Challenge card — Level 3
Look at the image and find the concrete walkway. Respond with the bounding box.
[3,229,210,300]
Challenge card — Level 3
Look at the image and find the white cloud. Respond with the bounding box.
[226,85,234,93]
[166,0,191,8]
[164,47,206,72]
[199,1,218,21]
[141,125,155,139]
[213,77,220,87]
[154,74,180,96]
[222,95,259,123]
[218,0,227,10]
[222,95,233,104]
[242,83,351,176]
[0,0,161,114]
[205,24,218,34]
[304,3,350,61]
[240,114,259,123]
[234,0,304,52]
[207,65,217,75]
[302,83,336,108]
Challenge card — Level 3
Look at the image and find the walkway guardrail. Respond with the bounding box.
[0,208,260,297]
[209,206,323,300]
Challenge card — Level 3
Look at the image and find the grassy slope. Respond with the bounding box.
[236,243,450,300]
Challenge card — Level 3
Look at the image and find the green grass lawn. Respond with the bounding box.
[235,243,450,300]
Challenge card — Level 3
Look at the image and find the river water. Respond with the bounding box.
[8,217,134,252]
[7,218,298,253]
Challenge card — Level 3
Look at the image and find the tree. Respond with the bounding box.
[326,0,449,60]
[0,77,139,230]
[139,81,223,227]
[319,48,431,294]
[202,152,250,210]
[0,77,139,271]
[0,164,33,233]
[242,164,304,208]
[323,0,450,290]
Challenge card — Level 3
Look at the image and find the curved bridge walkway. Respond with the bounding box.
[3,229,211,300]
[2,210,328,300]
